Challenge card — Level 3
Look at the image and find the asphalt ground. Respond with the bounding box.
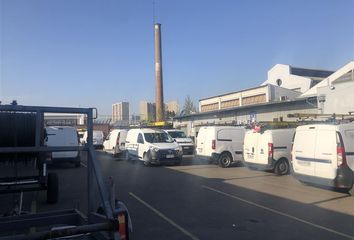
[0,151,353,240]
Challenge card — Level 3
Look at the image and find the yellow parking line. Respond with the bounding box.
[129,192,200,240]
[203,185,353,239]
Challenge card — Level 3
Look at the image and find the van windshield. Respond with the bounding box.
[168,131,187,138]
[144,132,173,143]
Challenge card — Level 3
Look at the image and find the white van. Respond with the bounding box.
[45,126,80,167]
[292,123,354,194]
[103,129,128,157]
[125,128,183,166]
[83,130,104,149]
[243,128,295,175]
[196,126,245,168]
[164,129,195,156]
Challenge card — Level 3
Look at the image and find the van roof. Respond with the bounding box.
[297,122,354,131]
[135,128,164,134]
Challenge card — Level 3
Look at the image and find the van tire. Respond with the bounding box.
[219,152,232,168]
[125,151,131,161]
[74,155,81,168]
[143,152,151,167]
[349,183,354,196]
[47,173,59,204]
[274,158,290,175]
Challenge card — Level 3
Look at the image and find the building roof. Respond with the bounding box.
[174,98,315,120]
[290,67,334,78]
[301,61,354,98]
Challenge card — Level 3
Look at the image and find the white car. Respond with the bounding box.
[164,129,195,156]
[196,126,245,167]
[45,126,80,167]
[103,129,128,157]
[292,122,354,194]
[83,130,104,149]
[125,128,183,166]
[243,127,295,175]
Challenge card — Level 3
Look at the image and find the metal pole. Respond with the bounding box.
[155,23,164,122]
[87,109,95,218]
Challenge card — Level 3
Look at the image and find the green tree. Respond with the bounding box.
[182,95,197,115]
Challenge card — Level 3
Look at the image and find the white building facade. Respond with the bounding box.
[112,102,129,122]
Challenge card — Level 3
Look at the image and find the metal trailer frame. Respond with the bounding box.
[0,105,131,240]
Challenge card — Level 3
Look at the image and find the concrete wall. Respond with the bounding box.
[318,80,354,115]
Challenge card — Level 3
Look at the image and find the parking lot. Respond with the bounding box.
[1,151,353,240]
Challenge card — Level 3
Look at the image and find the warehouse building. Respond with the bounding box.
[174,62,353,137]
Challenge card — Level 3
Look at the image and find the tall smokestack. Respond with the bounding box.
[154,23,164,122]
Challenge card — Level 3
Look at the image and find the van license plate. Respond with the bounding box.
[166,154,174,158]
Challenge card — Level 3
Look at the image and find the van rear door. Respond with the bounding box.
[292,127,316,176]
[256,131,271,165]
[118,130,128,150]
[314,128,337,179]
[230,129,245,161]
[197,127,208,156]
[243,131,258,163]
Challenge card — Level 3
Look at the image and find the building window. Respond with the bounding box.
[221,99,240,109]
[201,103,219,112]
[242,94,266,106]
[276,79,282,86]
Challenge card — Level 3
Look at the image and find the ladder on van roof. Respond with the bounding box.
[287,113,354,123]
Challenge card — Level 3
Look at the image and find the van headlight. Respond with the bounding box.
[149,147,159,159]
[175,146,183,156]
[149,146,159,152]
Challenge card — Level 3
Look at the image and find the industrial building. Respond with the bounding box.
[140,101,156,121]
[165,101,180,115]
[112,102,130,123]
[174,62,354,137]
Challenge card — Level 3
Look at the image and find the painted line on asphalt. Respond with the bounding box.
[129,192,200,240]
[202,185,353,239]
[80,162,87,168]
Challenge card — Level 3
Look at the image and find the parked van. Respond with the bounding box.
[243,128,295,175]
[196,126,245,168]
[164,129,195,156]
[45,126,80,167]
[292,123,354,194]
[125,128,183,166]
[103,129,128,157]
[83,130,104,149]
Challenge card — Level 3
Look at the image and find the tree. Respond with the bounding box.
[182,95,197,115]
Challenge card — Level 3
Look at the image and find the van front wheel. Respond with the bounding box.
[349,182,354,196]
[275,158,289,175]
[219,152,232,168]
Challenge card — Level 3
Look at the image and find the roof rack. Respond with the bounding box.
[287,113,354,123]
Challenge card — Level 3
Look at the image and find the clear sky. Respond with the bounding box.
[1,0,353,116]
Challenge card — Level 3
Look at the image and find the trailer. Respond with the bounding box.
[0,104,132,240]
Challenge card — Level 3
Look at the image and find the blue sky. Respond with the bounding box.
[1,0,353,116]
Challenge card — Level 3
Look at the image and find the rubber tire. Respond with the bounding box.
[125,151,130,161]
[274,159,290,175]
[349,183,354,196]
[47,173,59,204]
[74,155,81,168]
[143,152,151,166]
[219,152,233,168]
